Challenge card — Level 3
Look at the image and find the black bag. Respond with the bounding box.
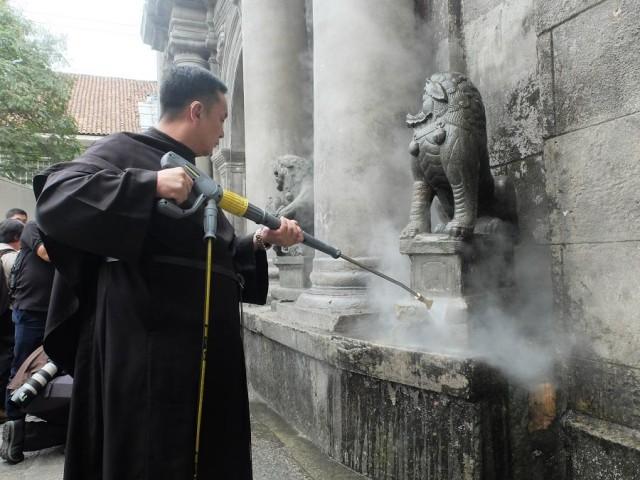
[7,248,26,303]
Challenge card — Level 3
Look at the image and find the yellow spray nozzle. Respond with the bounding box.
[219,190,249,217]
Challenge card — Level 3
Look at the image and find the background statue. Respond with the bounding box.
[402,72,517,239]
[269,154,313,256]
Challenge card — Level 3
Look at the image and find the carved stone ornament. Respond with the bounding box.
[402,72,518,240]
[267,154,313,256]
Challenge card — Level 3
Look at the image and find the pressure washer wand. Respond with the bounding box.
[157,151,433,309]
[220,190,433,309]
[339,253,433,308]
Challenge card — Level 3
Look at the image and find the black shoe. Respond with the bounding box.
[0,419,25,464]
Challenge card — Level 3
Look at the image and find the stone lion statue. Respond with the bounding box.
[401,72,517,239]
[270,154,313,256]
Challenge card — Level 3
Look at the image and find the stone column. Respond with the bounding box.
[280,0,419,330]
[167,1,214,175]
[168,2,210,69]
[241,0,311,208]
[212,148,247,235]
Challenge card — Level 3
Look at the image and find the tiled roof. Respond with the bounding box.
[65,73,157,136]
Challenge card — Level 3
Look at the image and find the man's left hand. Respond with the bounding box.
[262,217,304,247]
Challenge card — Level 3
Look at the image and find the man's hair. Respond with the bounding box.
[5,208,26,220]
[159,65,228,119]
[0,219,24,243]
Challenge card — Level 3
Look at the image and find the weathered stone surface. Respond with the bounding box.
[506,384,565,480]
[552,0,640,134]
[536,0,607,33]
[274,255,313,289]
[245,316,334,453]
[557,242,640,368]
[544,112,640,244]
[421,0,449,43]
[463,0,510,20]
[243,307,509,480]
[564,411,640,480]
[494,155,550,243]
[244,307,499,399]
[567,356,640,431]
[463,0,542,166]
[536,32,555,138]
[338,372,499,480]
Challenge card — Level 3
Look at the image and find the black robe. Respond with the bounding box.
[34,129,268,480]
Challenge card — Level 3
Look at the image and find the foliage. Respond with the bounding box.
[0,0,81,184]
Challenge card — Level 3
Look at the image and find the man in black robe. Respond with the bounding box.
[33,65,302,479]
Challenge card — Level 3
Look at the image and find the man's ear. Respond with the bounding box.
[189,101,203,122]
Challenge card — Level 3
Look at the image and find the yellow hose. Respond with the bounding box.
[193,239,213,479]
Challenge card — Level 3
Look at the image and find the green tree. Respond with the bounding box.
[0,0,81,183]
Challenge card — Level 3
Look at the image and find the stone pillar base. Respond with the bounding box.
[270,255,313,302]
[273,256,377,331]
[276,299,374,332]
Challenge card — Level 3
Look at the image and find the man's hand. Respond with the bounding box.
[261,217,304,247]
[36,244,50,262]
[156,167,194,205]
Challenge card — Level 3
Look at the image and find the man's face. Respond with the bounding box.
[195,92,228,155]
[10,214,27,224]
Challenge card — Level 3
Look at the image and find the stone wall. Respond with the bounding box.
[414,0,640,478]
[537,1,640,478]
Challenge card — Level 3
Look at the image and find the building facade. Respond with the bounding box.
[142,1,640,479]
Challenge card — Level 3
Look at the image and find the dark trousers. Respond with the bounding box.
[6,309,46,420]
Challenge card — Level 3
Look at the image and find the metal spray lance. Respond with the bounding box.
[157,151,433,309]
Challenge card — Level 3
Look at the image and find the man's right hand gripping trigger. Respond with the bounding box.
[156,167,194,205]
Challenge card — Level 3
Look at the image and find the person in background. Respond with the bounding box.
[4,209,27,224]
[0,221,54,464]
[0,219,24,424]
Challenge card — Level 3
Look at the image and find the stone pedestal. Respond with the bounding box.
[395,233,516,350]
[276,256,378,330]
[270,255,313,302]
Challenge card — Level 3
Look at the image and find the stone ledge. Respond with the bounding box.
[564,411,640,451]
[564,411,640,480]
[243,306,500,401]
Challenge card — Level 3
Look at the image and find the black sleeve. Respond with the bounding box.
[36,164,158,262]
[233,234,268,305]
[20,221,43,252]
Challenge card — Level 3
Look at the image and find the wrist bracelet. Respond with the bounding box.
[254,227,272,250]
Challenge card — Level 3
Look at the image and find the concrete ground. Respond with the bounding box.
[0,401,367,480]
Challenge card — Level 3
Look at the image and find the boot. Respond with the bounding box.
[0,419,25,464]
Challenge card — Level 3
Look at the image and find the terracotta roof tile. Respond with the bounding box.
[65,73,158,136]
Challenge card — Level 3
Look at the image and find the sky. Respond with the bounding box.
[10,0,158,80]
